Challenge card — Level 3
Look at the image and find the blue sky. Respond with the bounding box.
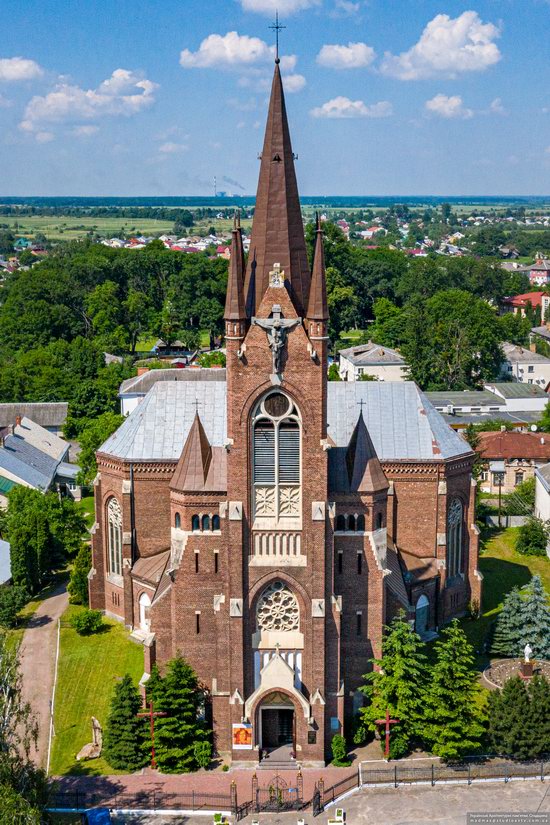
[1,0,549,196]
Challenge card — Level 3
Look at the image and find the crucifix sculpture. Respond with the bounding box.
[136,700,167,770]
[252,297,301,378]
[375,708,399,760]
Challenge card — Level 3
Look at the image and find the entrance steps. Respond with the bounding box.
[257,760,302,771]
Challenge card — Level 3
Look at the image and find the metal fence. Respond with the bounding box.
[48,789,235,813]
[360,760,550,787]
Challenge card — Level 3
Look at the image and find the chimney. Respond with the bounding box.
[15,415,22,427]
[541,437,545,445]
[500,425,506,432]
[529,342,537,353]
[137,366,149,376]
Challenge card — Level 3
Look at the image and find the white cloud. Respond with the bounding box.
[19,68,158,132]
[311,96,393,119]
[0,94,12,108]
[159,141,188,154]
[283,73,306,92]
[489,97,507,115]
[0,57,43,82]
[332,0,362,15]
[425,93,473,119]
[240,0,320,14]
[35,131,54,143]
[380,11,501,80]
[180,32,273,68]
[317,42,376,69]
[71,125,99,136]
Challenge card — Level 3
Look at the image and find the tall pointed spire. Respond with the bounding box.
[244,60,311,317]
[171,411,212,492]
[307,213,328,321]
[224,211,246,321]
[346,410,389,493]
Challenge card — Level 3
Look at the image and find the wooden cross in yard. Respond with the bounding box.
[375,708,399,760]
[136,700,167,770]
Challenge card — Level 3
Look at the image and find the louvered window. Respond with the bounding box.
[253,424,275,483]
[252,393,301,522]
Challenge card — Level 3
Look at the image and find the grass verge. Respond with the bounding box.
[50,604,143,776]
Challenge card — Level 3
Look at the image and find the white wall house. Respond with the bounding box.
[534,464,550,526]
[338,342,408,382]
[499,342,550,391]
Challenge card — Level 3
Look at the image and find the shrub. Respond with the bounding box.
[0,585,29,628]
[71,608,105,636]
[68,544,91,605]
[515,517,548,556]
[194,740,212,769]
[331,734,351,767]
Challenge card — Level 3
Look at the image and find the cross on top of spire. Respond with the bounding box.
[269,11,286,63]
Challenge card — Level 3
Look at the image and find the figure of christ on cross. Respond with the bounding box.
[136,700,167,770]
[375,708,399,760]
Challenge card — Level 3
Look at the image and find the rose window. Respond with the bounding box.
[257,581,299,632]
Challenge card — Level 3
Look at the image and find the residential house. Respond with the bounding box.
[338,342,408,382]
[499,342,550,389]
[0,430,80,506]
[476,430,550,494]
[0,403,68,435]
[534,464,550,538]
[427,388,544,430]
[484,382,549,412]
[501,291,550,322]
[529,258,550,286]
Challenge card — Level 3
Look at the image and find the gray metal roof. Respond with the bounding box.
[425,390,503,408]
[502,342,550,365]
[0,403,67,429]
[535,462,550,492]
[102,379,471,463]
[0,435,59,490]
[14,417,68,461]
[439,410,542,428]
[119,368,226,397]
[338,342,405,367]
[485,382,548,399]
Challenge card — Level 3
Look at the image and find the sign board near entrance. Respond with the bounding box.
[232,723,253,749]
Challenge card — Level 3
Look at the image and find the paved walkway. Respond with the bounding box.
[19,583,69,768]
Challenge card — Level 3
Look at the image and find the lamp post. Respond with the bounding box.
[494,470,505,528]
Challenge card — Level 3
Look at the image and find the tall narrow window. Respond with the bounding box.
[376,512,383,530]
[196,612,201,634]
[202,514,210,531]
[212,514,220,531]
[191,514,200,531]
[195,552,199,573]
[347,515,356,532]
[107,497,122,577]
[214,551,219,574]
[337,551,343,574]
[357,552,362,575]
[356,611,362,636]
[174,512,181,529]
[356,514,365,532]
[446,498,463,581]
[336,515,346,532]
[252,392,301,521]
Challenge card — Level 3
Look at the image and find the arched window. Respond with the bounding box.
[447,498,463,580]
[107,497,122,577]
[356,514,365,532]
[174,512,181,529]
[336,514,346,532]
[139,592,151,632]
[252,392,301,521]
[415,594,429,636]
[347,514,356,532]
[202,514,211,532]
[191,514,200,532]
[212,514,220,531]
[376,512,383,530]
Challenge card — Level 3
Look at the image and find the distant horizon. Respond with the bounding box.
[2,195,550,206]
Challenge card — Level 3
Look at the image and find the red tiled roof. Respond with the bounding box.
[503,291,545,308]
[477,431,550,460]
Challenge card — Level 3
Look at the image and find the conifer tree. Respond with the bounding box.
[519,576,550,659]
[527,675,550,758]
[147,656,209,773]
[67,544,91,605]
[487,676,533,759]
[491,587,526,658]
[423,620,485,760]
[103,674,148,771]
[360,615,428,758]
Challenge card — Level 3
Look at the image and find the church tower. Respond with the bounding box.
[222,57,332,766]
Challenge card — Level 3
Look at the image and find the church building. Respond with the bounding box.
[90,58,482,767]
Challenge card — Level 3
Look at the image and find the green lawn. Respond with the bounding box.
[74,495,95,531]
[50,604,143,776]
[8,571,69,649]
[460,527,550,661]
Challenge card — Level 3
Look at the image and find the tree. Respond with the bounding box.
[68,544,91,605]
[491,587,526,658]
[0,586,28,629]
[331,734,351,767]
[520,575,550,659]
[498,313,532,346]
[124,289,151,354]
[43,494,86,559]
[77,412,124,486]
[64,380,114,438]
[527,675,550,757]
[328,363,341,381]
[103,674,148,771]
[370,298,404,348]
[515,517,548,557]
[146,656,209,773]
[488,676,536,759]
[423,621,485,760]
[360,616,428,758]
[538,400,550,433]
[5,489,53,595]
[0,782,41,823]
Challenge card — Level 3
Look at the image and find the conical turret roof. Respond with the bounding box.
[307,214,328,321]
[171,411,212,491]
[346,410,389,493]
[224,212,246,321]
[244,62,310,317]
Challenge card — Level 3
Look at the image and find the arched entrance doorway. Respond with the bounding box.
[139,592,151,632]
[415,594,430,636]
[258,692,295,763]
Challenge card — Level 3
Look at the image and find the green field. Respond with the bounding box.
[50,604,143,776]
[0,214,253,242]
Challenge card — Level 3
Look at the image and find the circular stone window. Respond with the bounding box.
[257,581,299,632]
[263,392,291,419]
